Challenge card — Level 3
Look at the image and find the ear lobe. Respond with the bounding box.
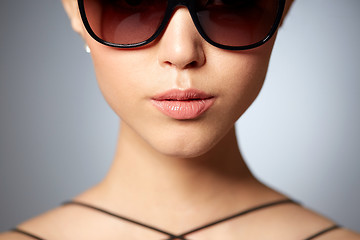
[62,0,84,35]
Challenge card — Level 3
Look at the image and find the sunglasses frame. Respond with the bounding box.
[78,0,286,50]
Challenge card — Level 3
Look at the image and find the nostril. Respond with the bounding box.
[163,60,199,69]
[186,61,198,68]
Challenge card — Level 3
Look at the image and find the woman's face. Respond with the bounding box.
[64,1,291,158]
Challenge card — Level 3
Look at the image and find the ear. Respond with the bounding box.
[62,0,84,36]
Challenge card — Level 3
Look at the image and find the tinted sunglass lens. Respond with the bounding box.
[83,0,167,45]
[81,0,282,49]
[196,0,280,47]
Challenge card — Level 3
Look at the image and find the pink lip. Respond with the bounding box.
[151,89,215,120]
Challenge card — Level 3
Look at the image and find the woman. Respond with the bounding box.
[1,0,359,239]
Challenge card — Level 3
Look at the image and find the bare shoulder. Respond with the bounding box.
[318,228,360,240]
[1,200,112,240]
[262,200,360,240]
[0,231,31,240]
[0,204,83,240]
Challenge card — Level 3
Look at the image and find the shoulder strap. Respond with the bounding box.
[12,228,45,240]
[12,204,340,240]
[64,199,298,239]
[304,225,340,240]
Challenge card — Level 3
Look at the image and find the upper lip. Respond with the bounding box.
[152,89,214,101]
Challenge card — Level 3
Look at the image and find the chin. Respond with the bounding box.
[154,144,215,159]
[146,126,227,160]
[160,145,212,159]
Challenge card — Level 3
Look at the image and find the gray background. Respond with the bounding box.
[1,0,359,233]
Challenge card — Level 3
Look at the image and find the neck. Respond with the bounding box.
[79,121,281,224]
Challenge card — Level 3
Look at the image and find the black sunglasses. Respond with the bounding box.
[78,0,286,50]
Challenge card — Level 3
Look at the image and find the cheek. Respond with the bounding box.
[208,45,273,124]
[93,55,132,118]
[90,46,150,118]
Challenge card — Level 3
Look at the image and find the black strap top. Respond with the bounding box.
[12,199,340,240]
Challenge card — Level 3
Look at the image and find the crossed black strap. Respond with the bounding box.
[62,199,297,240]
[12,199,341,240]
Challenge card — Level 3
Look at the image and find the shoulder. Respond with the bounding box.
[0,231,31,240]
[0,201,109,239]
[259,200,360,240]
[318,228,360,240]
[0,204,83,240]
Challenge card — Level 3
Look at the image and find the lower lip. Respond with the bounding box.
[151,98,215,120]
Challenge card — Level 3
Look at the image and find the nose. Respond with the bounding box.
[157,7,206,70]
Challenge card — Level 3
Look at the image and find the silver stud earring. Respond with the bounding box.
[85,44,91,53]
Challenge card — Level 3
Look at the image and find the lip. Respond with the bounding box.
[151,89,215,120]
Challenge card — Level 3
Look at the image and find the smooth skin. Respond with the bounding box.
[1,0,359,239]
